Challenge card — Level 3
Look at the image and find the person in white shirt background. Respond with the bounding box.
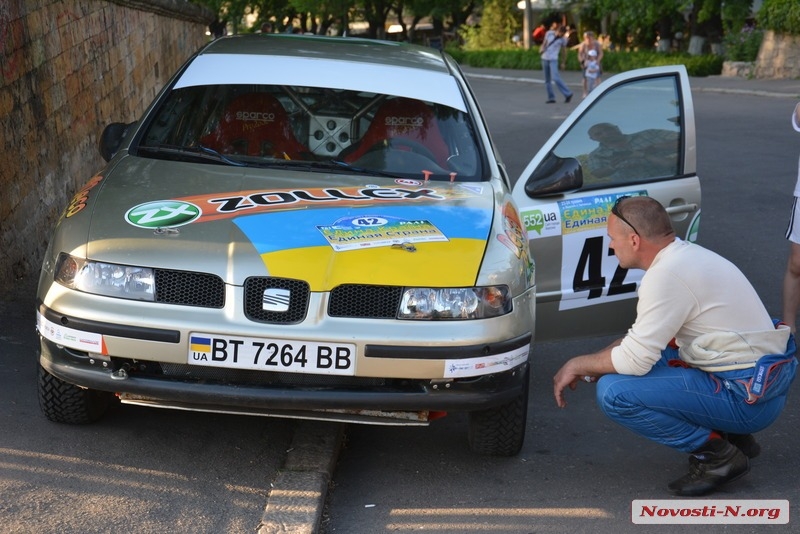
[782,102,800,333]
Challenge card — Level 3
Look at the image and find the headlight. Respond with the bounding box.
[54,253,155,301]
[398,286,511,320]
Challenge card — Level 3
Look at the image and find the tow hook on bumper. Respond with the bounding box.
[430,379,453,390]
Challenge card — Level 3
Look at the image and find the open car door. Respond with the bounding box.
[511,65,701,342]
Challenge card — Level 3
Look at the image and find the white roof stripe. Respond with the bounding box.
[174,54,467,112]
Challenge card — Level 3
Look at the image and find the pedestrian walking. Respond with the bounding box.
[540,23,573,104]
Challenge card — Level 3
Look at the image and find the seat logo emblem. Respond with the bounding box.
[263,288,290,312]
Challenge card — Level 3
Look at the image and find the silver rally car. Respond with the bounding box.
[36,34,700,456]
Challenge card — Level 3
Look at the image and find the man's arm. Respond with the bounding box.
[553,339,621,408]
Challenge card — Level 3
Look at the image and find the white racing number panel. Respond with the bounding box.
[189,333,356,376]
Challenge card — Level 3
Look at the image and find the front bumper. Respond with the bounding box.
[39,334,530,423]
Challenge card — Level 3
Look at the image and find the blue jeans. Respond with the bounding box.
[596,343,797,453]
[541,59,572,101]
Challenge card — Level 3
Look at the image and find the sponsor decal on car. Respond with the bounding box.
[125,200,202,229]
[522,206,561,238]
[173,184,480,223]
[316,215,447,252]
[445,344,529,378]
[37,311,107,355]
[497,202,526,259]
[65,174,103,218]
[235,110,276,122]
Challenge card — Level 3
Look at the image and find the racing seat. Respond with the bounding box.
[340,97,450,168]
[201,92,309,159]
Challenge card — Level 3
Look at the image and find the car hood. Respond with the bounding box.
[84,157,495,290]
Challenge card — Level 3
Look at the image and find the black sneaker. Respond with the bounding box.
[565,94,573,103]
[667,439,750,496]
[546,99,556,104]
[725,433,761,459]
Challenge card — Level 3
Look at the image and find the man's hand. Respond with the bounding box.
[552,343,620,408]
[553,360,583,408]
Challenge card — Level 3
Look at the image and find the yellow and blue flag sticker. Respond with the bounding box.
[234,205,492,290]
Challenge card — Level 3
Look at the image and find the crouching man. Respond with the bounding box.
[553,195,797,496]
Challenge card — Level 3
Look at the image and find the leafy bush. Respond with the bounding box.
[723,26,764,61]
[758,0,800,35]
[602,51,724,76]
[447,48,542,69]
[446,48,724,77]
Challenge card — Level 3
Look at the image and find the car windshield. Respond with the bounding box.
[136,84,485,182]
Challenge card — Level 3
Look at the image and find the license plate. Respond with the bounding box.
[188,333,356,375]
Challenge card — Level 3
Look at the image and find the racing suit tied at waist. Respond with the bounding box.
[679,322,791,372]
[681,321,797,404]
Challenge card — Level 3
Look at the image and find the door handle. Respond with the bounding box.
[665,203,698,215]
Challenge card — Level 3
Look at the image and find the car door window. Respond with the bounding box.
[511,67,700,341]
[544,76,683,189]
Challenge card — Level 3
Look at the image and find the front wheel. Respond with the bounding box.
[38,364,115,424]
[467,367,529,456]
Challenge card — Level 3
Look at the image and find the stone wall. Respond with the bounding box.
[754,30,800,79]
[0,0,213,297]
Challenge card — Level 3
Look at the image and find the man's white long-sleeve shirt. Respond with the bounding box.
[611,239,788,375]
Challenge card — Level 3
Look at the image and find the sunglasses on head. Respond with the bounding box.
[611,196,639,236]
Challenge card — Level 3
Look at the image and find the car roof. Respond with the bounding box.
[201,33,452,72]
[174,34,467,111]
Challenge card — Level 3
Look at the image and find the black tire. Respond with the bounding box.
[467,367,529,456]
[37,365,113,424]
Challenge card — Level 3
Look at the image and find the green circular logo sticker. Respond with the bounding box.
[125,200,201,229]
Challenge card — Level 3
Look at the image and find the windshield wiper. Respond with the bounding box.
[136,144,246,167]
[242,157,394,176]
[311,159,402,178]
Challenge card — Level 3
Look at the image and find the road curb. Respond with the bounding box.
[463,71,800,99]
[691,87,799,98]
[257,421,344,534]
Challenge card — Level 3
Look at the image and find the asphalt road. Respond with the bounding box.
[319,72,800,533]
[2,70,800,533]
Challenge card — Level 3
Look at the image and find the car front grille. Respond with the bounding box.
[155,269,225,308]
[328,284,403,319]
[154,271,404,321]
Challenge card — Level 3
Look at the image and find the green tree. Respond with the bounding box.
[591,0,688,50]
[403,0,477,38]
[588,0,754,53]
[287,0,352,34]
[758,0,800,35]
[460,0,519,50]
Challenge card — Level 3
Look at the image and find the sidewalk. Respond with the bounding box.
[460,66,800,99]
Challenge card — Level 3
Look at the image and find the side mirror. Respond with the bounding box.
[524,154,583,198]
[99,122,134,162]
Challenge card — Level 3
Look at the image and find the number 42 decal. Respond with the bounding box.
[562,234,639,311]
